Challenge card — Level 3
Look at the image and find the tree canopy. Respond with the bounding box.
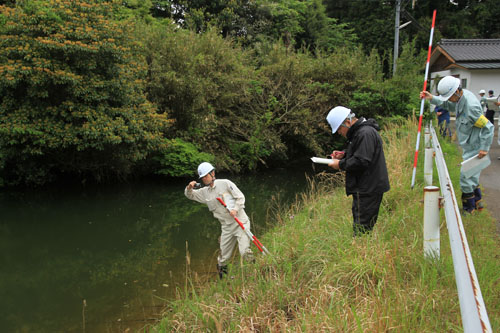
[0,0,170,185]
[0,0,498,186]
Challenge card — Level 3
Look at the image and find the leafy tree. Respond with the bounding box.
[413,0,500,39]
[326,1,391,48]
[324,0,500,56]
[297,0,357,51]
[151,0,357,51]
[0,0,170,185]
[150,1,174,18]
[138,22,275,172]
[473,0,500,38]
[349,42,424,124]
[116,0,156,23]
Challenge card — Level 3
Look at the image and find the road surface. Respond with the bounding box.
[479,119,500,234]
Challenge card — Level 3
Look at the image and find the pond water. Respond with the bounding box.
[0,167,315,332]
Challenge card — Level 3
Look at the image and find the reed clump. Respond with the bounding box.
[151,118,500,332]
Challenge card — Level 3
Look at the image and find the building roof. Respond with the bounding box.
[439,39,500,61]
[430,39,500,71]
[455,62,500,69]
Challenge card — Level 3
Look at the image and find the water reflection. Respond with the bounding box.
[0,168,312,331]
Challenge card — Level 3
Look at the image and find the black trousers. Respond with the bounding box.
[352,193,384,235]
[485,109,495,125]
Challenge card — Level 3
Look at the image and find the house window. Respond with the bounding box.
[461,78,467,89]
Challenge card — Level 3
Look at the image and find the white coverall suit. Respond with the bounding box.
[185,179,253,266]
[431,89,494,193]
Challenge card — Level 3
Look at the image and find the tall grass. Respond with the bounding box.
[150,118,499,332]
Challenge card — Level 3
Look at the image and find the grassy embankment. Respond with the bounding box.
[152,118,500,332]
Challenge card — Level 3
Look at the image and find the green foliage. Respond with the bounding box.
[349,42,424,123]
[116,0,155,23]
[155,139,214,177]
[139,13,421,174]
[325,0,394,53]
[156,0,357,51]
[0,0,170,185]
[139,23,279,172]
[297,0,357,51]
[325,0,500,55]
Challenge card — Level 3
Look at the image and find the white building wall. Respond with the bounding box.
[469,69,500,98]
[430,68,500,100]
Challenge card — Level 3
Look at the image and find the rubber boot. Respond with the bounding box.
[461,192,476,214]
[216,264,227,279]
[473,187,484,211]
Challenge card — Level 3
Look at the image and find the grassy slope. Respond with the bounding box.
[152,119,500,332]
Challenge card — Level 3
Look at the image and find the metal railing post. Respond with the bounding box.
[424,124,434,185]
[424,147,434,186]
[423,186,440,259]
[424,124,431,147]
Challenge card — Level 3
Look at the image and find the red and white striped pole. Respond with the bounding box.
[411,9,437,189]
[216,197,270,255]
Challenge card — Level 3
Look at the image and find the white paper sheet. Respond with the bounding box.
[486,97,500,111]
[311,157,333,165]
[460,154,491,178]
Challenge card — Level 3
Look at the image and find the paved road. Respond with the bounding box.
[480,119,500,234]
[450,117,500,234]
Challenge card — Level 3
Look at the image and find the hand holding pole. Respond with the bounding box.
[216,197,270,255]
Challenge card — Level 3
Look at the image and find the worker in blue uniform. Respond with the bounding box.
[421,76,494,213]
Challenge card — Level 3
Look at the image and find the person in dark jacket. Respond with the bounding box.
[326,106,390,235]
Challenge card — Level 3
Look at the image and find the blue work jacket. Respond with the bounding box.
[431,89,493,157]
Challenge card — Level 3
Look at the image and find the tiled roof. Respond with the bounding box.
[438,39,500,62]
[455,62,500,69]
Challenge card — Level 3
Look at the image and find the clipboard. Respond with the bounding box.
[460,154,491,178]
[311,157,333,165]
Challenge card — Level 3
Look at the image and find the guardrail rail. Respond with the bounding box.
[427,124,492,333]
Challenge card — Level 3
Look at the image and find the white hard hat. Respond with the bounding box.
[437,76,460,101]
[479,89,486,94]
[326,106,351,134]
[197,162,214,178]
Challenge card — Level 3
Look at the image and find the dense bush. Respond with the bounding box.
[0,0,170,185]
[350,43,424,125]
[139,23,267,172]
[154,139,214,177]
[139,17,423,174]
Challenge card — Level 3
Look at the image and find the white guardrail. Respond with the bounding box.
[422,124,492,333]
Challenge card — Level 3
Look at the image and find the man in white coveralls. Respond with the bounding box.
[185,162,253,279]
[420,76,494,213]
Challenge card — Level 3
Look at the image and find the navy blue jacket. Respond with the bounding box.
[435,106,450,123]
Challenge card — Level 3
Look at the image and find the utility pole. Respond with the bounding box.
[393,0,401,76]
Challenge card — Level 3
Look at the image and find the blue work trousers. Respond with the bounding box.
[460,150,481,194]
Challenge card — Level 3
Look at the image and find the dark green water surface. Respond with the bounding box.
[0,168,313,332]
